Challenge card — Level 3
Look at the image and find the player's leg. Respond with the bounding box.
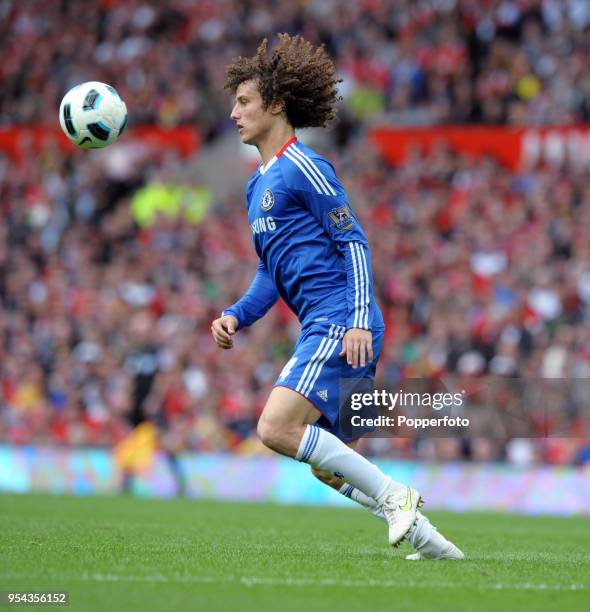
[310,443,385,521]
[311,446,464,560]
[257,385,419,545]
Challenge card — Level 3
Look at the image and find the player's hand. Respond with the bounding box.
[339,328,373,369]
[211,315,239,349]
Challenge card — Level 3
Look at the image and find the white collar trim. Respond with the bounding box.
[259,155,278,175]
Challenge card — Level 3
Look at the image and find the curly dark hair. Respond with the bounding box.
[225,34,341,129]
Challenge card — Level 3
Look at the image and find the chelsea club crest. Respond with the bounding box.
[260,188,275,211]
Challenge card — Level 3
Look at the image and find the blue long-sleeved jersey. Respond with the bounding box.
[224,137,384,332]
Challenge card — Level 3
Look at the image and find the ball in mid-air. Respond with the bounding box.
[59,81,128,149]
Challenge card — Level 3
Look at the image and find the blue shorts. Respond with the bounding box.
[274,322,384,441]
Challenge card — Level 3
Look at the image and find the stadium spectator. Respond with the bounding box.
[2,127,590,463]
[2,0,590,130]
[1,0,589,463]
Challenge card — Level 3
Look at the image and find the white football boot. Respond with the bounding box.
[382,486,423,546]
[406,540,465,560]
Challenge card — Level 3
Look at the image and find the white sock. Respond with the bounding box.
[406,511,435,549]
[296,424,404,504]
[339,483,387,521]
[339,482,434,549]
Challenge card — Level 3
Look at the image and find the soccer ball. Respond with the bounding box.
[59,81,128,149]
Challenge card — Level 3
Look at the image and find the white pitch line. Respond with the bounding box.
[0,572,586,592]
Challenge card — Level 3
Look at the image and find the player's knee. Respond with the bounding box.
[256,418,282,451]
[257,417,303,455]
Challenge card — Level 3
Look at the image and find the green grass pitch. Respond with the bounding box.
[1,493,588,612]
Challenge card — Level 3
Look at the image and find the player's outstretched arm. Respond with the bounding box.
[213,260,279,349]
[211,314,239,349]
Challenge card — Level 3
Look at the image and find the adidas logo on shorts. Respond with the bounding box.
[316,389,328,402]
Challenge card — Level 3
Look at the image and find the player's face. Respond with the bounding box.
[230,80,277,145]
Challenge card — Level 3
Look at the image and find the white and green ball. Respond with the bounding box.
[59,81,128,149]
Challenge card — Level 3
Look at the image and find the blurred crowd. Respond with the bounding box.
[1,0,590,465]
[2,0,590,134]
[1,134,590,465]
